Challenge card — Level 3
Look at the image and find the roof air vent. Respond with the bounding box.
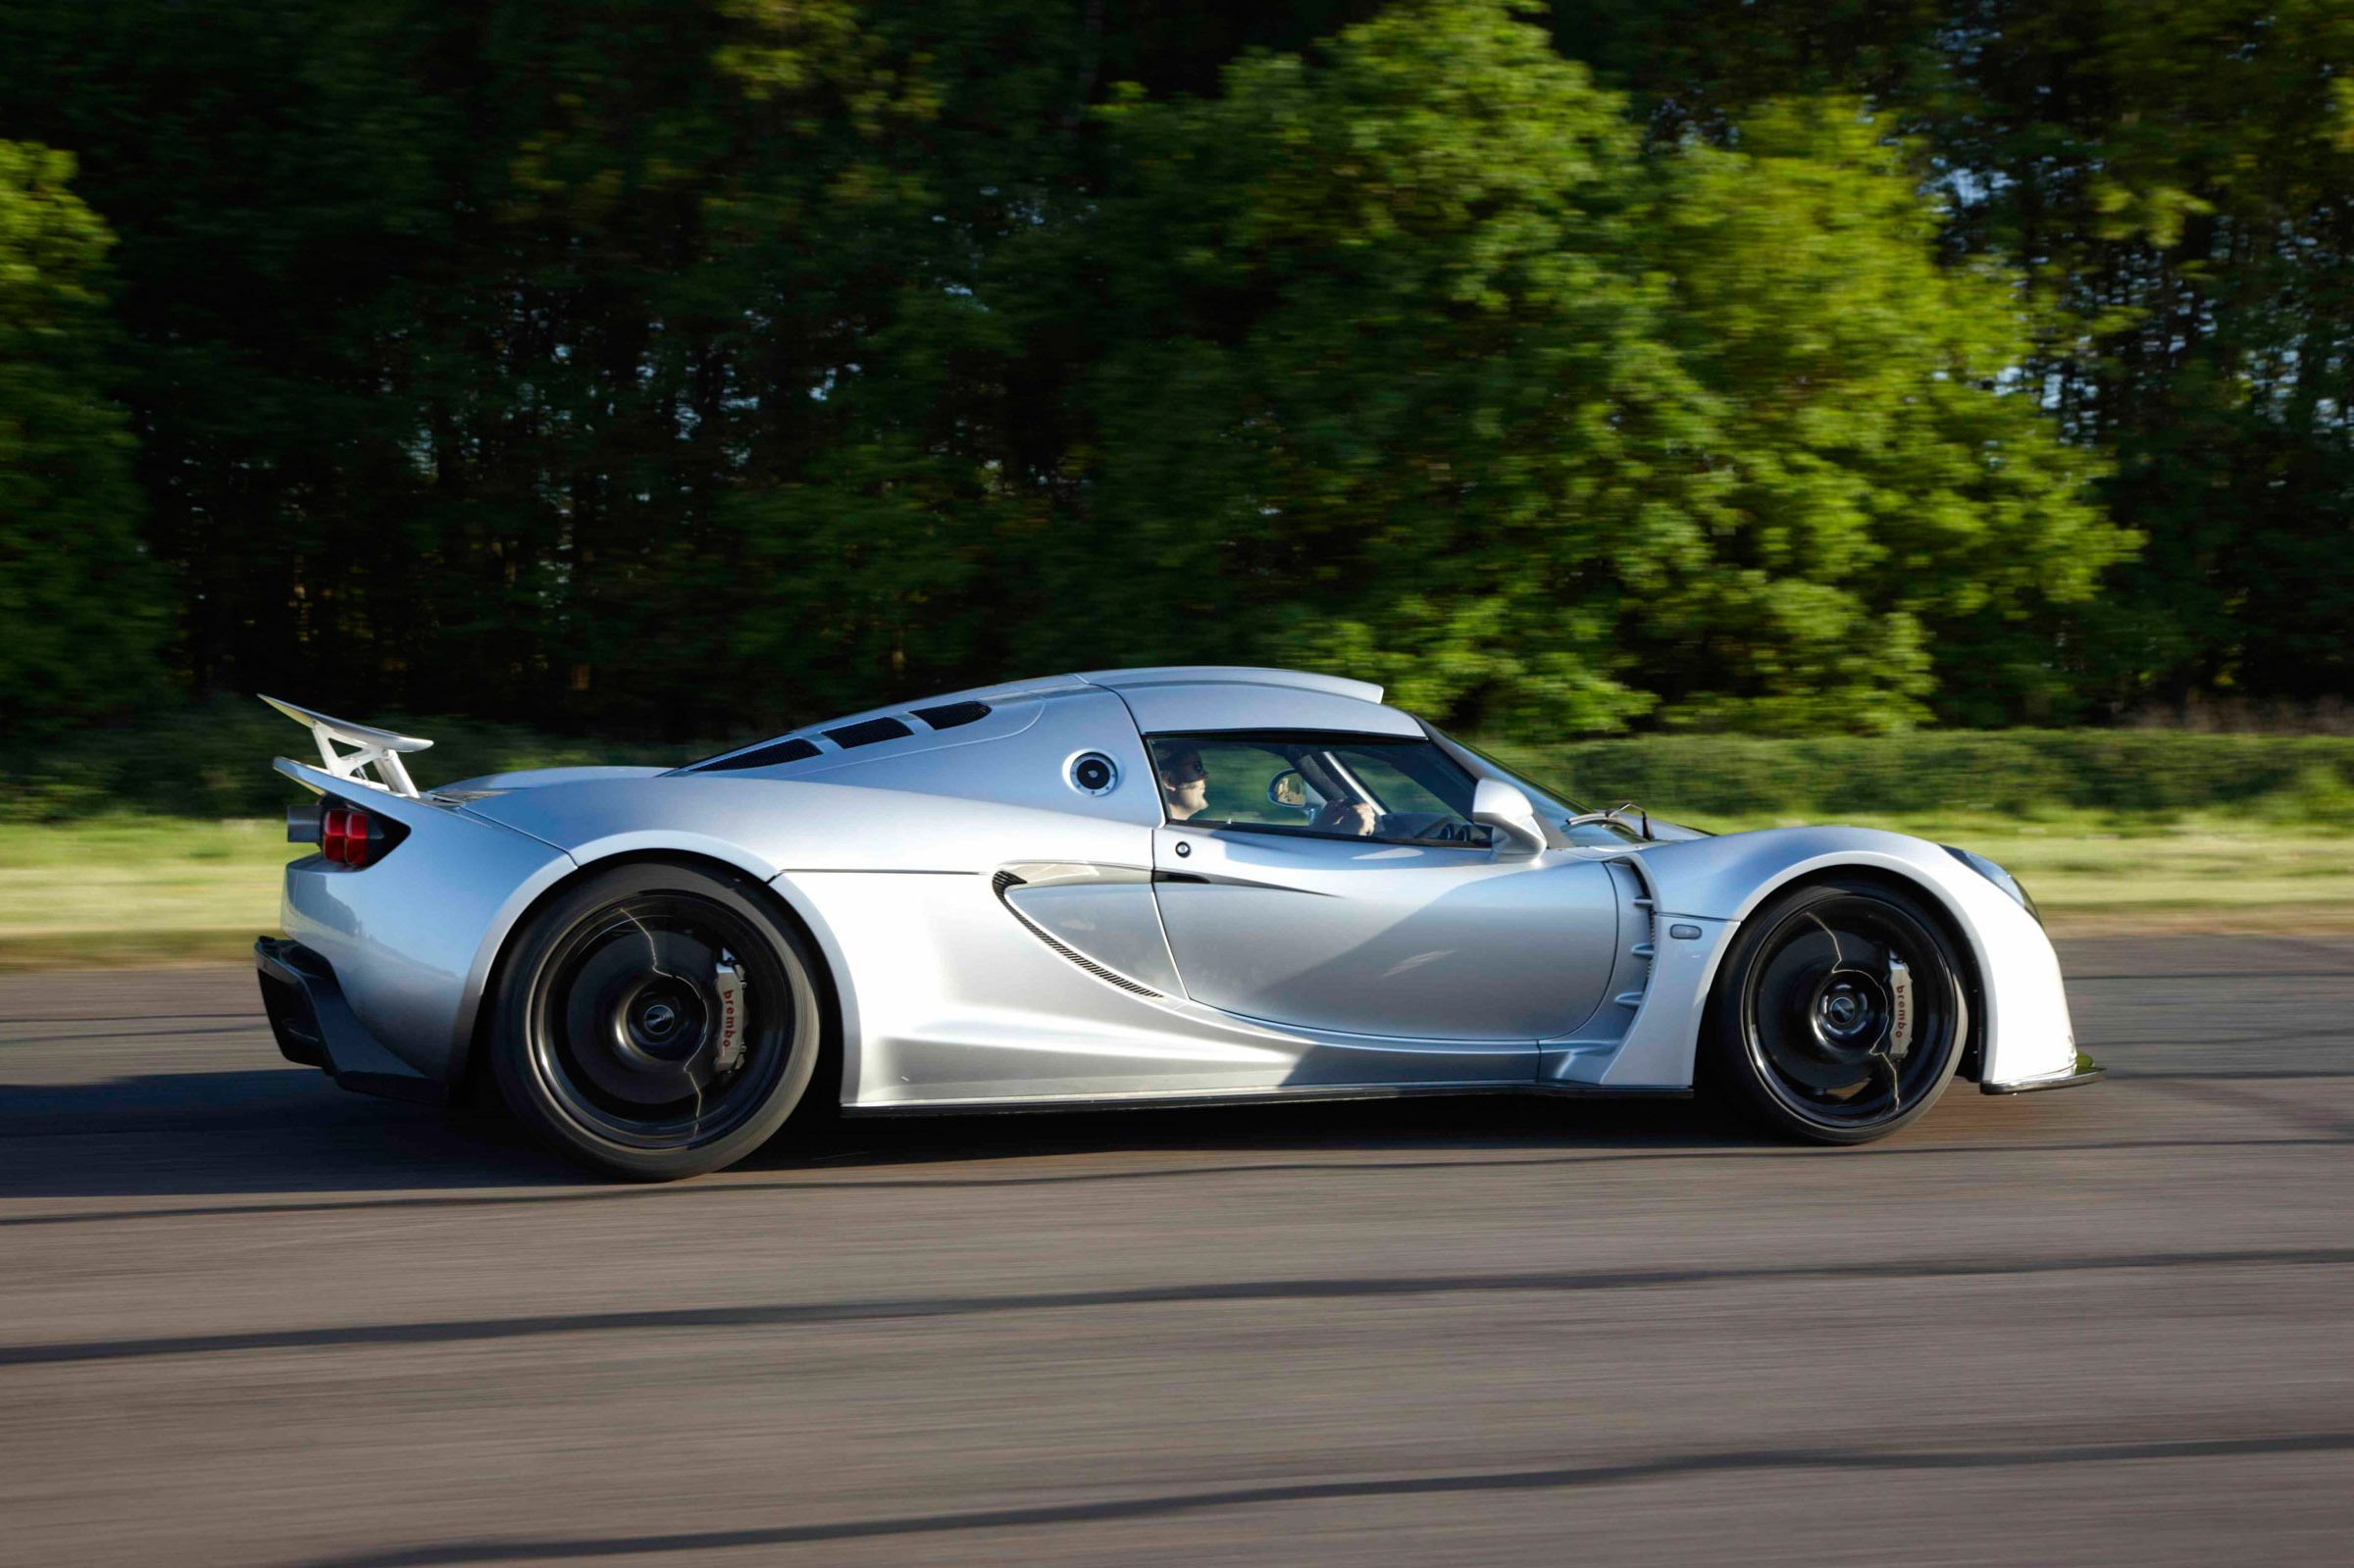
[911,700,991,731]
[825,717,913,749]
[691,737,821,773]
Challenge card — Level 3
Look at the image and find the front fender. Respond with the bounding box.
[1631,828,2077,1088]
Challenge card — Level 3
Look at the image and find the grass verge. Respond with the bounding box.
[3,810,2349,972]
[0,819,299,972]
[1683,810,2354,937]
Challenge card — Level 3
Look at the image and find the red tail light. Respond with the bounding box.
[321,807,375,866]
[300,796,406,868]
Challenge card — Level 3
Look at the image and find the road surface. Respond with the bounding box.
[3,936,2349,1565]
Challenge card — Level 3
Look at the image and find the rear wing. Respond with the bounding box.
[261,694,433,798]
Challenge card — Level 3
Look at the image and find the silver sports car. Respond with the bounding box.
[253,666,2101,1179]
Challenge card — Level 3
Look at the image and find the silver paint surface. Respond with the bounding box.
[268,665,2082,1110]
[275,760,574,1081]
[1150,825,1618,1041]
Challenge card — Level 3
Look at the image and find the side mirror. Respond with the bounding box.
[1470,779,1547,856]
[1266,769,1312,811]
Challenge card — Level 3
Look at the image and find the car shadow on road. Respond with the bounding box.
[751,1092,1718,1176]
[0,1057,1754,1207]
[0,1066,586,1201]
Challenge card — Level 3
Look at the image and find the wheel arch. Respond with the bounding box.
[1700,857,1991,1083]
[453,845,850,1110]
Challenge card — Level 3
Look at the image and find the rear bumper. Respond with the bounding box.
[1981,1050,2105,1095]
[254,936,455,1105]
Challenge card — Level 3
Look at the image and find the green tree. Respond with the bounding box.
[0,0,2189,738]
[935,2,2118,732]
[0,0,1389,736]
[1559,0,2354,719]
[1629,100,2129,729]
[0,141,163,733]
[0,0,934,733]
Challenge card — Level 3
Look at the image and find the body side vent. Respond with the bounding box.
[1588,859,1658,1037]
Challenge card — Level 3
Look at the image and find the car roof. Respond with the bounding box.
[676,667,1404,774]
[1075,667,1384,704]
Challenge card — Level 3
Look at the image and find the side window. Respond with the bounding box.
[1149,733,1490,846]
[1151,738,1322,827]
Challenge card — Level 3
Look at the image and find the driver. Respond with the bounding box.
[1312,797,1377,836]
[1155,744,1209,821]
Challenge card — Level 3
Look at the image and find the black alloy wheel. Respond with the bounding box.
[1704,879,1969,1144]
[491,862,822,1180]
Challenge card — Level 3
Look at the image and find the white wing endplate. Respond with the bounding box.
[260,694,433,798]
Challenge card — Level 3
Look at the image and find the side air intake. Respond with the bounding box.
[991,864,1181,998]
[1595,859,1657,1037]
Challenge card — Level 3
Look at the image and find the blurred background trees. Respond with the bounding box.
[1573,0,2354,722]
[0,0,2343,740]
[0,141,163,733]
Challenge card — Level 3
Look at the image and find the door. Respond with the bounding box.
[1146,733,1621,1045]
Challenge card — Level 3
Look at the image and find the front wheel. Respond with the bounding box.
[490,862,823,1180]
[1702,879,1969,1145]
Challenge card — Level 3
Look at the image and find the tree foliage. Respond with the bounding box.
[7,0,2328,739]
[0,142,162,733]
[1630,99,2125,729]
[955,8,2123,731]
[1561,0,2354,718]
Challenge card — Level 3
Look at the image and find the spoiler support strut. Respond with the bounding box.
[259,695,433,798]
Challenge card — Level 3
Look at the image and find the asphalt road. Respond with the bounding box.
[3,936,2351,1566]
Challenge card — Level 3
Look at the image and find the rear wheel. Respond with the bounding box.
[491,862,822,1180]
[1703,879,1968,1144]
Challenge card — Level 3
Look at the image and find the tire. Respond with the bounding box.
[1702,878,1969,1145]
[490,861,824,1180]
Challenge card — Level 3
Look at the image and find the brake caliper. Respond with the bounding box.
[711,958,749,1074]
[1885,955,1914,1061]
[1864,954,1916,1113]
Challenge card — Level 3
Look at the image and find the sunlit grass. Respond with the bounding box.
[0,818,301,969]
[1682,809,2354,935]
[1,809,2348,969]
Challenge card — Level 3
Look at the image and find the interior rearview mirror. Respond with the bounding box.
[1470,779,1547,856]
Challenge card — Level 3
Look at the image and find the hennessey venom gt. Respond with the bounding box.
[253,666,2101,1179]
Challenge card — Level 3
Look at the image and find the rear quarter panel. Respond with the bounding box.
[448,688,1166,1101]
[280,787,575,1083]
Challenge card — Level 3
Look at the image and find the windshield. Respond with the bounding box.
[1422,728,1584,817]
[1419,726,1653,847]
